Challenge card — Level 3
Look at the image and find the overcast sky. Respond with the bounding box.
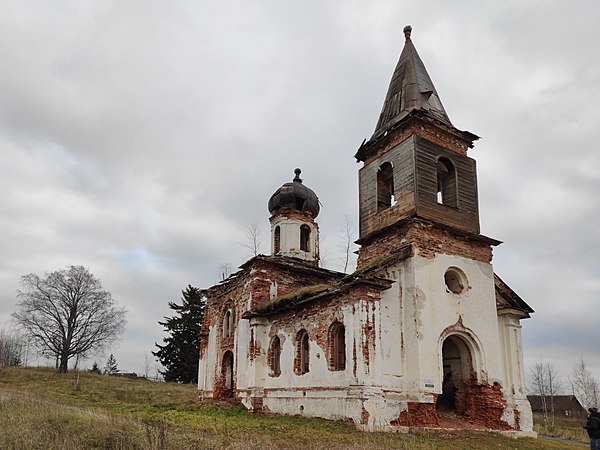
[1,0,599,385]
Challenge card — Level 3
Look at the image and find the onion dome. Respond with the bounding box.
[268,168,320,218]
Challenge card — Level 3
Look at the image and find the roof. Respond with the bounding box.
[268,168,320,218]
[355,26,478,161]
[239,254,343,277]
[243,276,392,318]
[527,395,585,412]
[371,25,451,141]
[241,250,407,318]
[495,274,534,318]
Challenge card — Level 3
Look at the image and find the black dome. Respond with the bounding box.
[268,169,320,218]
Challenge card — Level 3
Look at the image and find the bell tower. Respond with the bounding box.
[355,26,496,265]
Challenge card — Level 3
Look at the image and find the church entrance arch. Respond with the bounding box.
[221,350,234,398]
[438,335,475,414]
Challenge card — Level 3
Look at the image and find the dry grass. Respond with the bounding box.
[0,367,586,449]
[532,415,588,444]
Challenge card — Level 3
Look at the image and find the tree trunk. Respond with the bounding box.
[58,353,69,373]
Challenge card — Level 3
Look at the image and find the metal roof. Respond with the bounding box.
[268,168,320,218]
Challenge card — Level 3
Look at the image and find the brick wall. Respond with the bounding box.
[358,219,492,268]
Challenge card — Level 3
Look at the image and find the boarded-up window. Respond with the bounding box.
[437,157,457,207]
[269,336,281,377]
[295,330,309,375]
[329,322,346,371]
[377,162,394,212]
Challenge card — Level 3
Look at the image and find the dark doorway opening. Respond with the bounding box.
[438,336,473,415]
[221,350,234,398]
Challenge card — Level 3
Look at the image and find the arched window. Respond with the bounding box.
[328,322,346,371]
[436,157,457,207]
[269,336,281,377]
[377,162,394,212]
[223,309,233,338]
[295,329,310,375]
[300,225,311,252]
[274,226,281,253]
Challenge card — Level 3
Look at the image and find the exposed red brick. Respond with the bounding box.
[361,405,370,424]
[391,402,439,427]
[358,219,492,268]
[352,339,358,378]
[514,408,521,430]
[459,378,512,430]
[248,328,255,362]
[200,256,343,399]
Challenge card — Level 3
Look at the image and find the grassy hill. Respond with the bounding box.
[0,366,585,449]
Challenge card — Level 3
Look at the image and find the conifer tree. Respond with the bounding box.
[153,285,205,383]
[104,354,118,375]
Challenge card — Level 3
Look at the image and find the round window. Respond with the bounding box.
[444,268,468,294]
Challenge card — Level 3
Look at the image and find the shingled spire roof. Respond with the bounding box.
[371,25,451,141]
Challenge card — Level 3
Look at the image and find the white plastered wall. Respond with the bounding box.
[197,324,218,395]
[373,252,506,402]
[497,313,534,432]
[270,215,319,262]
[239,300,380,424]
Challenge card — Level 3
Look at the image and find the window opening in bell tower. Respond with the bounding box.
[377,162,394,212]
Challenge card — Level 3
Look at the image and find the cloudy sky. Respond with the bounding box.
[1,0,599,384]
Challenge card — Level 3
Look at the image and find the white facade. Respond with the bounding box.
[197,249,534,434]
[270,212,319,263]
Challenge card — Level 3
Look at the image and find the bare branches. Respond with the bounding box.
[528,359,562,428]
[218,263,232,281]
[570,357,599,409]
[338,215,357,273]
[241,222,263,258]
[0,329,24,367]
[12,265,126,373]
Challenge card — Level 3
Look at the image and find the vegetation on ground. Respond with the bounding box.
[0,366,586,449]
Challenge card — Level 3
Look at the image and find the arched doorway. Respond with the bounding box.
[438,335,474,414]
[221,351,234,398]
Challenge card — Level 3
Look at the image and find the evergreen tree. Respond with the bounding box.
[89,361,102,374]
[153,285,206,383]
[104,354,118,375]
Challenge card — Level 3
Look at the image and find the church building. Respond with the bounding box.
[197,26,534,434]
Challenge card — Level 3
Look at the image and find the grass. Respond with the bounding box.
[533,415,588,444]
[0,366,586,449]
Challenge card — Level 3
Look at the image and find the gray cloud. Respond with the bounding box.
[1,1,599,383]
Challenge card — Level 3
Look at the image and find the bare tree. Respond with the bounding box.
[241,222,263,257]
[338,215,358,273]
[570,357,599,409]
[528,359,562,428]
[12,265,127,373]
[219,263,232,281]
[143,351,153,379]
[0,329,24,367]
